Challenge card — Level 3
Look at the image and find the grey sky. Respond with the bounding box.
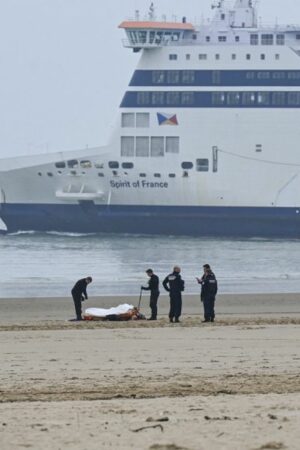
[0,0,299,158]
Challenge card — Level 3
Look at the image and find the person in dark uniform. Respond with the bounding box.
[163,266,184,323]
[141,269,160,320]
[196,264,218,322]
[71,276,92,321]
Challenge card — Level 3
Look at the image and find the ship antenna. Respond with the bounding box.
[148,2,155,21]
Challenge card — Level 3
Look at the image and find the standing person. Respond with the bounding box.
[141,269,160,320]
[71,276,92,321]
[163,266,184,323]
[196,264,218,322]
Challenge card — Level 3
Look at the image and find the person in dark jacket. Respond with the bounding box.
[163,266,184,323]
[141,269,160,320]
[71,276,92,321]
[196,264,218,322]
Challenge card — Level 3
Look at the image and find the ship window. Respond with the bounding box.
[246,71,255,79]
[152,71,165,84]
[296,34,300,40]
[136,113,150,128]
[235,36,240,42]
[38,172,42,176]
[221,14,225,20]
[218,36,226,42]
[139,173,146,177]
[152,92,164,105]
[212,92,225,105]
[212,71,221,84]
[181,92,194,105]
[67,160,78,168]
[212,146,218,173]
[136,137,149,157]
[255,144,262,153]
[198,54,207,60]
[109,161,119,169]
[257,92,270,105]
[166,137,179,154]
[206,36,210,42]
[55,161,66,168]
[288,71,300,79]
[260,54,266,60]
[275,54,280,60]
[70,170,77,175]
[151,137,164,157]
[154,173,161,178]
[186,54,191,60]
[257,71,270,79]
[192,34,197,40]
[276,34,285,45]
[98,172,104,177]
[250,34,259,45]
[261,34,274,45]
[232,54,236,60]
[169,173,176,178]
[167,70,180,84]
[242,92,256,105]
[121,137,134,157]
[246,54,251,60]
[94,162,104,168]
[80,160,92,169]
[227,92,240,106]
[272,92,285,105]
[288,92,300,105]
[166,92,180,105]
[215,54,220,60]
[122,113,135,127]
[122,162,134,169]
[196,159,209,172]
[182,70,195,83]
[169,54,178,60]
[272,72,285,79]
[137,92,150,105]
[181,162,193,169]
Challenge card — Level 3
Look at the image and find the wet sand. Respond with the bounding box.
[0,294,300,449]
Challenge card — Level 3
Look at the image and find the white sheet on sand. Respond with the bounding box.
[85,304,134,318]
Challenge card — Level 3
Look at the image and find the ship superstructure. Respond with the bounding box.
[1,0,300,236]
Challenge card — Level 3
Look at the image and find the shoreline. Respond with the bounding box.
[0,293,299,324]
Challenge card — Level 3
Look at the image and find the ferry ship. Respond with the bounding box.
[1,0,300,236]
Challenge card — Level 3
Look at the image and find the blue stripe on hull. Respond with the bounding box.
[1,203,300,237]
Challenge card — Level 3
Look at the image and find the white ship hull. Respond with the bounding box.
[1,1,300,236]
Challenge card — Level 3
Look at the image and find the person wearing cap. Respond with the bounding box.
[141,269,160,320]
[71,276,92,321]
[196,264,218,322]
[163,266,185,323]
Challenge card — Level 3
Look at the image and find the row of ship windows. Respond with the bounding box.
[38,159,211,178]
[133,91,300,106]
[121,136,179,157]
[197,33,286,46]
[169,53,280,61]
[150,70,298,85]
[122,112,149,128]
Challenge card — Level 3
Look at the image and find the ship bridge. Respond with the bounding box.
[119,4,194,52]
[119,21,195,51]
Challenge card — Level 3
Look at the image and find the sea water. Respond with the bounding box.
[0,232,300,298]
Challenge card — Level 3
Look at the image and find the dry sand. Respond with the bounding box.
[0,294,300,449]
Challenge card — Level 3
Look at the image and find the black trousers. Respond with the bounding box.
[203,295,216,321]
[149,292,159,319]
[169,292,182,320]
[72,292,82,320]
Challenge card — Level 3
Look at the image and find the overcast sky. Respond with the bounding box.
[1,0,300,158]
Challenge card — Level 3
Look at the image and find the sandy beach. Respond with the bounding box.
[0,294,300,449]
